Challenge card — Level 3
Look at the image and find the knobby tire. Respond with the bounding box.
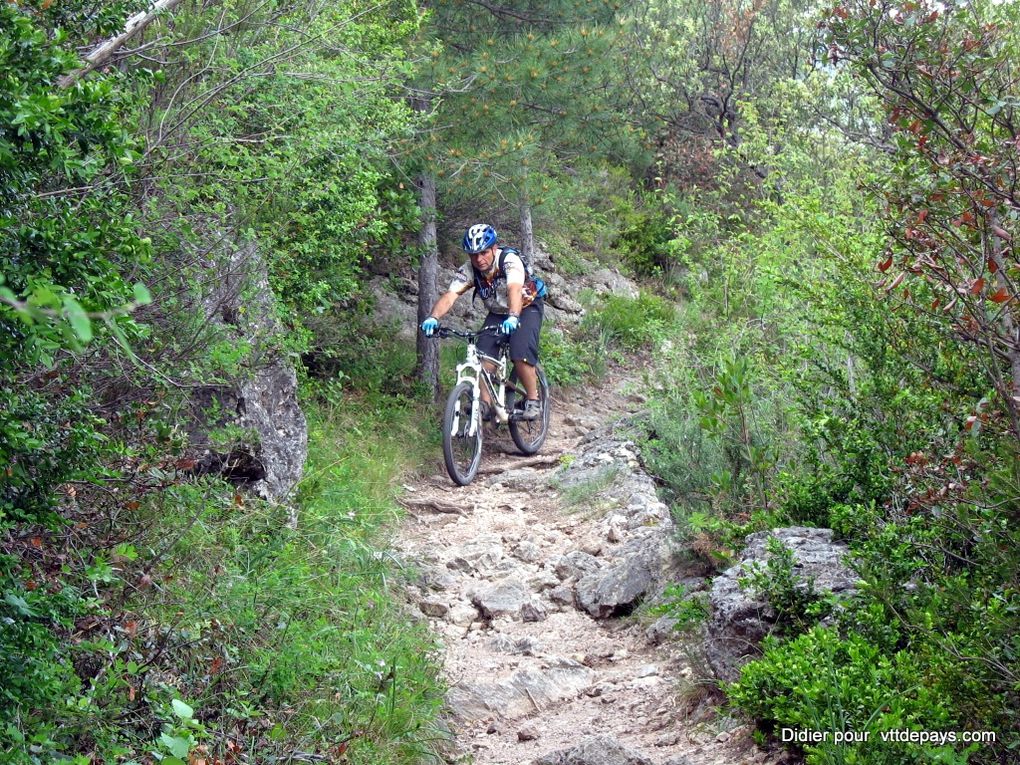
[442,381,483,485]
[509,366,550,455]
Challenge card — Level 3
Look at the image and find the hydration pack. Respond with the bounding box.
[472,247,548,305]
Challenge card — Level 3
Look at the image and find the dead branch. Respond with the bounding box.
[58,0,187,89]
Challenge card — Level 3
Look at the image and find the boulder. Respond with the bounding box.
[585,268,640,300]
[446,658,595,722]
[534,735,654,765]
[470,578,537,620]
[554,550,603,581]
[706,526,858,682]
[575,533,664,618]
[186,239,307,506]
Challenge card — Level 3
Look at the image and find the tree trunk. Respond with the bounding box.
[520,198,535,261]
[416,171,440,402]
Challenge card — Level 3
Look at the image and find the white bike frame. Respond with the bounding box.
[455,336,511,436]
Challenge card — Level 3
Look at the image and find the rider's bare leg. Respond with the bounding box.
[514,360,539,400]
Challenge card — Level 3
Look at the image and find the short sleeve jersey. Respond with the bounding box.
[448,248,540,314]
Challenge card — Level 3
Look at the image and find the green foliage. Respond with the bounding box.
[631,5,1020,758]
[648,583,709,632]
[611,189,683,278]
[0,556,84,745]
[302,301,426,403]
[540,326,605,386]
[0,3,442,761]
[728,626,967,765]
[0,4,150,528]
[1,399,446,764]
[142,0,422,327]
[826,0,1020,441]
[581,290,676,351]
[0,388,108,525]
[421,1,645,210]
[0,4,149,362]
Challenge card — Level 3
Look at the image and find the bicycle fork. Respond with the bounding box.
[455,358,509,432]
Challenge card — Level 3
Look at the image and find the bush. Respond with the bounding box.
[728,627,963,765]
[540,326,605,386]
[581,290,676,351]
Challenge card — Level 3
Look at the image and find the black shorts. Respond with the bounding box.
[477,301,543,366]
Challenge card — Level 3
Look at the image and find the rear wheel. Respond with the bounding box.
[442,381,483,485]
[509,366,550,455]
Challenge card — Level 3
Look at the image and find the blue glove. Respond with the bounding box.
[500,315,520,335]
[420,317,439,336]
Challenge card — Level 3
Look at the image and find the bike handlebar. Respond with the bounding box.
[435,324,505,341]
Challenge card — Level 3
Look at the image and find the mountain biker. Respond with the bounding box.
[420,223,545,421]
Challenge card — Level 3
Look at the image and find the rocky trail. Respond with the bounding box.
[395,366,782,765]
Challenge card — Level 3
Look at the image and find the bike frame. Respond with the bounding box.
[453,327,513,436]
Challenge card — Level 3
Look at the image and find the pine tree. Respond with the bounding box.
[420,1,643,252]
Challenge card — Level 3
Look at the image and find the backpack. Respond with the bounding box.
[472,247,548,305]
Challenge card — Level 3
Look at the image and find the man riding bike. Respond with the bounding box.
[420,223,546,420]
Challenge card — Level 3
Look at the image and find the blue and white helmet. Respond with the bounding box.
[463,223,498,254]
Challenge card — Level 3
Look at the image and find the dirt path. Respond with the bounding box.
[396,368,772,765]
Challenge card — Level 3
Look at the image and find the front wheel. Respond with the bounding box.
[442,381,483,485]
[509,366,550,455]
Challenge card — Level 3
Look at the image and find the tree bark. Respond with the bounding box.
[520,197,535,261]
[58,0,186,89]
[416,170,440,402]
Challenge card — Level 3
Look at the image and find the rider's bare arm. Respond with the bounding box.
[507,282,524,316]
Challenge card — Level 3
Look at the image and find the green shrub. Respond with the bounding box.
[729,627,964,765]
[540,326,605,386]
[612,190,679,277]
[0,558,84,750]
[582,290,676,351]
[648,583,709,632]
[303,302,425,402]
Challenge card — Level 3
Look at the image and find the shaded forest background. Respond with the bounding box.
[2,1,1018,764]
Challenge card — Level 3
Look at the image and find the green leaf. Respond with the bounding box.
[160,733,190,758]
[30,284,60,309]
[63,296,93,342]
[3,593,37,617]
[171,699,194,720]
[133,282,152,305]
[113,542,138,561]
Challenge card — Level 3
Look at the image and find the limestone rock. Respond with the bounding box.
[707,526,858,682]
[186,240,307,505]
[418,597,449,618]
[533,734,654,765]
[447,536,505,577]
[575,534,664,618]
[585,268,640,300]
[446,659,595,722]
[471,579,535,620]
[555,550,603,581]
